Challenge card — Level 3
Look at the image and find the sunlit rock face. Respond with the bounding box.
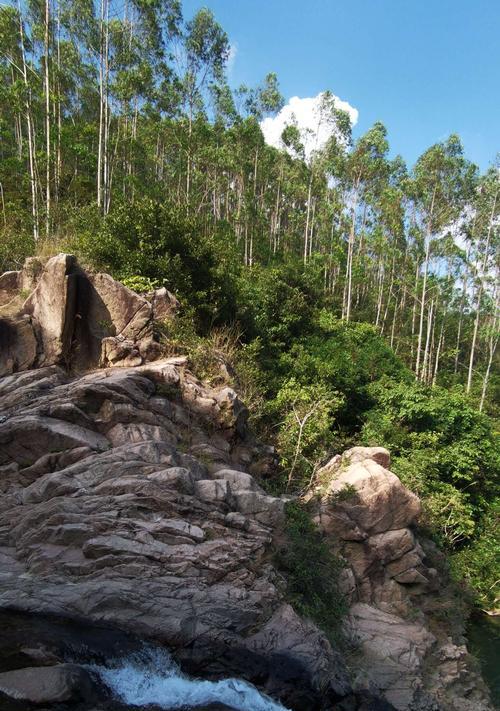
[0,253,178,375]
[308,447,493,711]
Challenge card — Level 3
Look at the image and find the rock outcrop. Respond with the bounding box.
[0,360,354,710]
[0,253,172,375]
[308,447,492,711]
[0,664,96,705]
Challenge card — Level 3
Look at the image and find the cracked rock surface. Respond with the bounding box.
[308,447,493,711]
[0,361,351,710]
[0,256,493,711]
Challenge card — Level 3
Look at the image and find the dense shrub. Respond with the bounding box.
[0,229,35,272]
[451,500,500,609]
[362,378,499,566]
[236,263,319,353]
[279,312,410,430]
[72,199,241,330]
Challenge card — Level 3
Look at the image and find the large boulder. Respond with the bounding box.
[90,272,152,341]
[0,664,96,705]
[309,447,493,711]
[149,286,180,321]
[0,316,38,377]
[347,603,435,710]
[319,456,421,540]
[71,269,154,369]
[246,603,351,707]
[318,447,391,479]
[0,254,173,374]
[0,270,19,299]
[23,254,77,366]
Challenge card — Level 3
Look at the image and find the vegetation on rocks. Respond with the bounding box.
[0,0,498,611]
[275,502,348,640]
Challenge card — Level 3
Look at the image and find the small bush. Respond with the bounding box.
[0,229,34,272]
[275,501,347,640]
[159,313,241,387]
[122,275,161,293]
[329,483,358,503]
[451,500,500,610]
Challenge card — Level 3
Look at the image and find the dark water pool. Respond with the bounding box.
[468,614,500,708]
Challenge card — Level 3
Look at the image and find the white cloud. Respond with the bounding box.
[260,92,358,161]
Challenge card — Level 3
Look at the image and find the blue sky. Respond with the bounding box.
[182,0,499,170]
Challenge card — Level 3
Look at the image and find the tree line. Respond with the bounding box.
[0,0,498,413]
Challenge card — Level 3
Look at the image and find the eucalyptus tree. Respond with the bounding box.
[7,1,41,241]
[465,165,500,395]
[339,121,390,321]
[411,135,477,380]
[178,7,229,206]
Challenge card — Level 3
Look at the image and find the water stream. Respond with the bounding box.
[0,610,289,711]
[468,613,500,708]
[90,646,290,711]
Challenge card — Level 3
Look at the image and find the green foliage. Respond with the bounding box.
[121,274,161,293]
[451,500,500,610]
[266,378,343,490]
[281,313,410,431]
[236,263,318,352]
[0,229,34,272]
[329,483,358,503]
[362,378,499,548]
[72,199,241,329]
[275,502,347,639]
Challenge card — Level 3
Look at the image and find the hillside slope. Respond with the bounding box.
[0,255,493,711]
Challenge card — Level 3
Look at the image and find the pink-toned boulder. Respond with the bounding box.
[23,253,76,365]
[321,457,421,539]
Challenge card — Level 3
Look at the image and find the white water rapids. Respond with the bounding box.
[90,646,290,711]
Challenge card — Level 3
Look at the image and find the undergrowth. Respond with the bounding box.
[275,501,348,642]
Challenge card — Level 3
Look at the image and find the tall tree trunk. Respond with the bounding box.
[416,189,436,378]
[97,0,105,208]
[410,259,419,364]
[103,0,110,214]
[454,250,470,375]
[18,2,39,242]
[0,183,6,227]
[467,188,498,393]
[375,255,384,327]
[432,316,445,387]
[344,183,359,322]
[421,298,434,384]
[381,256,396,335]
[303,171,313,265]
[54,0,62,207]
[44,0,51,237]
[479,283,499,411]
[479,329,498,412]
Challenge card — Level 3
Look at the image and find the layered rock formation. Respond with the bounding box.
[0,359,354,710]
[0,255,493,711]
[308,448,492,711]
